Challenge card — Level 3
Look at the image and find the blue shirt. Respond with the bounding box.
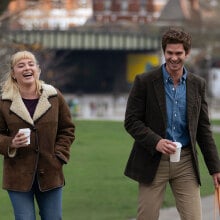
[162,64,190,146]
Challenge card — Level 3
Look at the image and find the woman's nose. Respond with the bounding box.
[24,64,31,69]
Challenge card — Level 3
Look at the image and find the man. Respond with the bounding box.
[124,27,220,220]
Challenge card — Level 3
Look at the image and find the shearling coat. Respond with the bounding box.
[0,84,75,192]
[124,66,220,185]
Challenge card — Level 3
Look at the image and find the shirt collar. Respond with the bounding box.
[162,63,187,84]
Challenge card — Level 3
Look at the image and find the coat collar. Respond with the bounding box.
[2,84,57,125]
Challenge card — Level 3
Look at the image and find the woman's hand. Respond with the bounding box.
[11,131,29,149]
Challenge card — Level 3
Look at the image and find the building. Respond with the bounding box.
[92,0,167,25]
[6,0,93,30]
[2,0,219,96]
[5,0,168,30]
[1,0,167,95]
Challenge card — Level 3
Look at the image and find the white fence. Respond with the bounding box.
[65,94,128,120]
[64,94,220,120]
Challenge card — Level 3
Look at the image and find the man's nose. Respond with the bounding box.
[171,55,178,61]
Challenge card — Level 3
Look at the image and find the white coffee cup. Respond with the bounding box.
[170,142,182,162]
[19,128,31,145]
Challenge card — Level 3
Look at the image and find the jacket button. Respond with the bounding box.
[35,148,39,153]
[39,170,44,176]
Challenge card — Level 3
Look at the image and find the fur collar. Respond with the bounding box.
[2,84,57,125]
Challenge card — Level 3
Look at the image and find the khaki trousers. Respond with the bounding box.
[137,148,202,220]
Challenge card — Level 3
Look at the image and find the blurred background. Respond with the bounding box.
[1,1,220,219]
[1,0,220,119]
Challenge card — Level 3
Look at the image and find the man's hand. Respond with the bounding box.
[156,139,177,155]
[212,173,220,188]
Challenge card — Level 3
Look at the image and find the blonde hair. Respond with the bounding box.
[0,51,44,95]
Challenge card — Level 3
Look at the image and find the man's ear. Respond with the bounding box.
[186,49,191,58]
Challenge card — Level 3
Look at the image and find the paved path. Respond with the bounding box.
[159,195,215,220]
[212,125,220,133]
[130,195,216,220]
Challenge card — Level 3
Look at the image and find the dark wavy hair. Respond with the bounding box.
[162,27,192,54]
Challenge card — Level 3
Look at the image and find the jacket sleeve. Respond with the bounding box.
[0,101,14,156]
[196,79,220,174]
[54,91,75,164]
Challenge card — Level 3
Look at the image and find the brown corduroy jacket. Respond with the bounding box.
[0,84,75,191]
[124,66,220,185]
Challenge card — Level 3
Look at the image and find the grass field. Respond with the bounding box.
[0,120,219,220]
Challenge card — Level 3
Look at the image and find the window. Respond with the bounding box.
[121,0,128,11]
[51,0,64,8]
[104,0,111,11]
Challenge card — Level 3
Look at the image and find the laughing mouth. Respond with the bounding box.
[23,72,33,78]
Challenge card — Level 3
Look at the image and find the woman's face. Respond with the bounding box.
[12,58,40,87]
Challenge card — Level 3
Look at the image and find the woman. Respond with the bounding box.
[0,51,75,220]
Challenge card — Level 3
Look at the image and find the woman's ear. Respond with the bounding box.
[11,73,15,80]
[38,65,41,75]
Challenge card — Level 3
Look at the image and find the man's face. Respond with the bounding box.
[164,43,189,74]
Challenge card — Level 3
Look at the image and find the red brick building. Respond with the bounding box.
[92,0,166,24]
[5,0,167,30]
[7,0,93,29]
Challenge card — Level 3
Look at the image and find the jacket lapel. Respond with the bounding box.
[186,73,196,123]
[153,71,167,128]
[32,84,58,123]
[10,92,33,125]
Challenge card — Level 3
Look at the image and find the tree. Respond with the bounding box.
[0,0,11,15]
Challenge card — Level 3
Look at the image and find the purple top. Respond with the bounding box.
[22,98,39,118]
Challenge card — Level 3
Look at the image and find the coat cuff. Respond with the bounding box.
[8,146,17,158]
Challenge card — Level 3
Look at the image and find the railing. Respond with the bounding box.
[4,29,160,50]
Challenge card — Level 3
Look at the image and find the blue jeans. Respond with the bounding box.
[8,178,62,220]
